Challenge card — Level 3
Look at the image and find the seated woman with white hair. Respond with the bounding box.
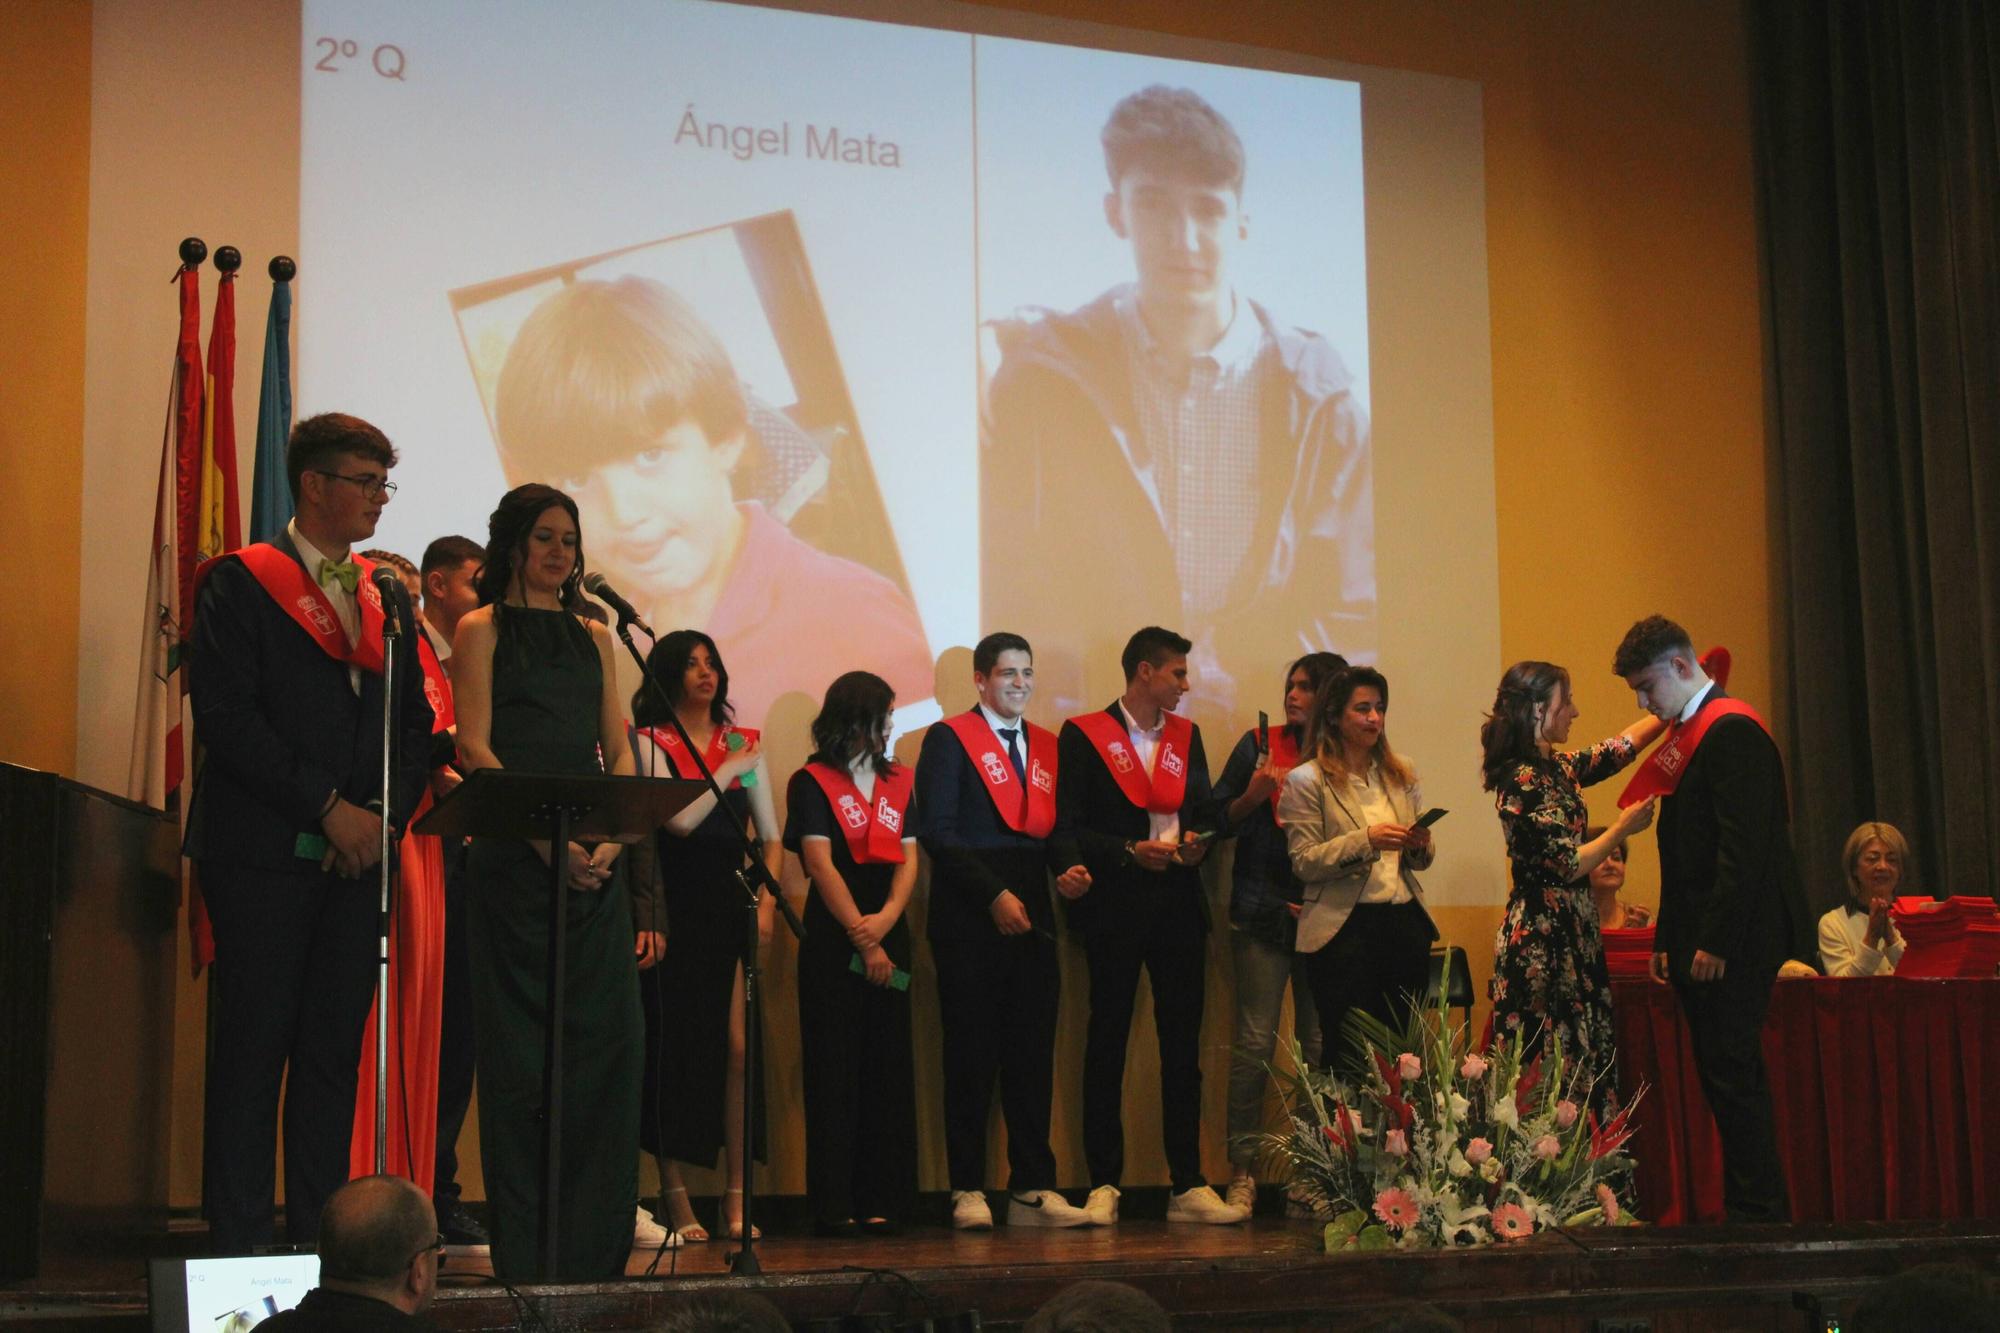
[1818,822,1911,977]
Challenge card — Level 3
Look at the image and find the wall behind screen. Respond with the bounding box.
[12,0,1770,1209]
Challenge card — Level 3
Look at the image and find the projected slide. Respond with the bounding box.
[301,0,1370,730]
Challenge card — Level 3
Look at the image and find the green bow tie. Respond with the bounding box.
[317,558,360,594]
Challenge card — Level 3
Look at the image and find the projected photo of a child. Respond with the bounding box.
[450,212,933,728]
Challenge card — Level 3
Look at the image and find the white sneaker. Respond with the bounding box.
[1007,1189,1094,1228]
[1166,1184,1250,1225]
[1224,1175,1257,1214]
[1083,1184,1120,1227]
[950,1189,993,1230]
[634,1205,682,1248]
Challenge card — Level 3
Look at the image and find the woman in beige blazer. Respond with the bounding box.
[1277,666,1437,1073]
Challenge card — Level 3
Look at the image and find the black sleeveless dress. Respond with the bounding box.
[466,606,641,1280]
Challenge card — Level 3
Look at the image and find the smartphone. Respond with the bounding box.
[1257,711,1270,752]
[1414,807,1449,829]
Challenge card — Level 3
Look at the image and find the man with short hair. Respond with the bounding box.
[415,533,487,1252]
[1054,626,1241,1225]
[1613,615,1806,1223]
[185,412,435,1251]
[416,535,483,668]
[263,1175,441,1329]
[915,633,1093,1230]
[984,85,1374,714]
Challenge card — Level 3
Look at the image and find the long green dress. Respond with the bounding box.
[467,606,642,1281]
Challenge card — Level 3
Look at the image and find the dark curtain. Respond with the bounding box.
[1749,0,2000,914]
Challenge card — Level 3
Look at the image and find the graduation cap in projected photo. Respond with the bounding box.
[448,212,934,729]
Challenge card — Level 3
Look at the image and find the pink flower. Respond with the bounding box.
[1384,1129,1409,1156]
[1533,1134,1561,1161]
[1490,1201,1534,1241]
[1460,1053,1489,1080]
[1397,1052,1423,1081]
[1464,1137,1493,1164]
[1373,1186,1420,1230]
[1555,1099,1579,1129]
[1596,1182,1620,1224]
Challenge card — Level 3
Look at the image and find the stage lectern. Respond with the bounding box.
[416,768,702,1281]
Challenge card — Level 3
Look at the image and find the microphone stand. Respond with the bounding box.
[611,615,803,1278]
[372,575,409,1174]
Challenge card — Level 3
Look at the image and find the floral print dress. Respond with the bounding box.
[1489,735,1637,1112]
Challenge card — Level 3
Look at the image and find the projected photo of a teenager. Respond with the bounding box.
[982,84,1375,719]
[493,276,933,728]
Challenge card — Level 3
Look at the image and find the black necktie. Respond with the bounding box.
[999,727,1027,784]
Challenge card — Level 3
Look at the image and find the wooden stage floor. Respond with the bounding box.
[10,1211,2000,1330]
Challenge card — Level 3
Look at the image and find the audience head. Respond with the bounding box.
[1845,1262,1999,1333]
[286,413,397,546]
[1479,660,1573,791]
[420,534,485,636]
[1612,615,1704,721]
[1025,1279,1172,1333]
[1842,821,1910,910]
[634,629,734,728]
[1582,824,1628,896]
[1283,651,1349,729]
[811,670,896,777]
[648,1290,792,1333]
[974,631,1035,721]
[477,483,585,609]
[1310,665,1413,789]
[313,1175,439,1315]
[494,276,749,606]
[1119,626,1192,714]
[359,549,422,602]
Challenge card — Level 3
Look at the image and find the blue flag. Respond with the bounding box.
[248,275,293,543]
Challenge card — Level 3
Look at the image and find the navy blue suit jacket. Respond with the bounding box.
[914,711,1065,942]
[183,531,435,873]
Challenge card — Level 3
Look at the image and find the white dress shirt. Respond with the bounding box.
[1116,699,1181,843]
[1349,764,1411,904]
[288,519,361,695]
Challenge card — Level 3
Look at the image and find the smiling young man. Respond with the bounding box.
[184,413,436,1252]
[1053,626,1242,1225]
[915,633,1093,1230]
[1613,615,1807,1223]
[983,85,1374,714]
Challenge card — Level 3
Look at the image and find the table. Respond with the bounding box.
[1611,976,2000,1224]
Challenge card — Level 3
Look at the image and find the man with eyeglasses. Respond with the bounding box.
[261,1175,443,1328]
[185,413,436,1252]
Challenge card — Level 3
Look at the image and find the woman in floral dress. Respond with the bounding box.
[1480,661,1662,1112]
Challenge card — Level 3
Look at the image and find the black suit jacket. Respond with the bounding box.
[1655,688,1809,977]
[183,532,435,872]
[1051,702,1218,939]
[914,712,1066,943]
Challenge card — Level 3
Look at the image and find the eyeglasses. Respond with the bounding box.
[314,469,398,500]
[406,1233,447,1267]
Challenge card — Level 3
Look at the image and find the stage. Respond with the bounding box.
[10,1200,2000,1331]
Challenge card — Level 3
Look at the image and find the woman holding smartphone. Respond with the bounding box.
[783,671,919,1235]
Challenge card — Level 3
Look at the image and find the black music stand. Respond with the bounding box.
[416,768,704,1281]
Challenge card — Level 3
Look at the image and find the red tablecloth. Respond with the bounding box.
[1611,976,2000,1224]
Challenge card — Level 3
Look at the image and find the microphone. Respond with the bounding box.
[582,571,654,637]
[370,565,415,636]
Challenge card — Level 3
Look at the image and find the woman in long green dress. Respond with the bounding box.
[452,483,642,1281]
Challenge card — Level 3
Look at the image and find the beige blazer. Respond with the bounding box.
[1279,758,1436,955]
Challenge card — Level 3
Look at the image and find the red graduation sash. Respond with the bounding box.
[638,723,759,790]
[1071,708,1191,814]
[198,542,391,675]
[1262,724,1301,817]
[941,711,1057,838]
[803,761,915,864]
[1617,696,1769,807]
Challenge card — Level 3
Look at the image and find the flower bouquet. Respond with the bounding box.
[1262,990,1642,1250]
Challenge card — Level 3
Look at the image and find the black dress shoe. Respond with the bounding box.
[859,1217,902,1237]
[440,1201,490,1254]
